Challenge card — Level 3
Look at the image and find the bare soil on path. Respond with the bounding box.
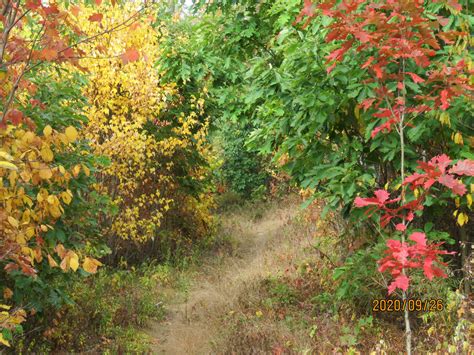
[147,199,303,354]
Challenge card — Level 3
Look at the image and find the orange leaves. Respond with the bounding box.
[39,48,58,61]
[52,245,101,273]
[121,48,140,64]
[88,13,103,22]
[5,109,24,126]
[70,5,81,18]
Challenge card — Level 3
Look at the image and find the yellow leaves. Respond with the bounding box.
[7,216,19,228]
[439,112,451,126]
[83,257,102,273]
[457,212,468,226]
[453,210,469,226]
[69,254,79,271]
[61,190,73,205]
[48,255,58,268]
[0,333,10,347]
[0,150,13,161]
[59,250,79,272]
[0,161,17,171]
[40,145,54,162]
[72,164,81,178]
[38,166,53,180]
[43,125,53,137]
[467,194,472,209]
[65,126,78,143]
[452,131,463,145]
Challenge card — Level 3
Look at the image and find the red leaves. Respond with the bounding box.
[39,48,57,61]
[449,160,474,176]
[436,16,450,27]
[388,274,409,294]
[354,189,398,208]
[403,154,472,196]
[406,72,424,83]
[372,64,383,79]
[327,41,353,65]
[440,89,449,110]
[437,174,466,196]
[121,48,140,64]
[361,56,375,69]
[370,118,397,139]
[25,0,41,10]
[379,232,452,294]
[5,109,24,125]
[354,189,403,227]
[88,13,103,22]
[306,0,473,134]
[447,0,462,11]
[294,0,317,28]
[395,223,406,232]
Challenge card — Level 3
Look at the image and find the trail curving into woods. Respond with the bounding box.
[147,200,301,354]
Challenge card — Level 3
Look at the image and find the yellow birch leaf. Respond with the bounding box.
[69,252,79,271]
[61,191,72,205]
[83,257,102,273]
[457,212,468,226]
[0,151,13,161]
[48,255,58,268]
[40,146,54,162]
[0,333,11,347]
[55,244,66,258]
[26,227,35,238]
[39,167,52,180]
[0,161,18,171]
[72,164,81,178]
[65,126,78,143]
[7,216,19,228]
[82,165,90,177]
[60,257,68,271]
[43,125,53,137]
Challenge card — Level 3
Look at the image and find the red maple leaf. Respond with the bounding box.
[449,160,474,176]
[379,232,453,294]
[406,72,424,83]
[121,48,140,64]
[440,89,449,110]
[6,109,24,125]
[88,13,103,22]
[293,0,316,28]
[404,154,470,196]
[388,274,409,294]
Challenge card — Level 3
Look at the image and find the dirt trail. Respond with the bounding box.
[147,201,300,354]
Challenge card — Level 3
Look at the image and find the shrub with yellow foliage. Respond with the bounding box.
[74,3,215,260]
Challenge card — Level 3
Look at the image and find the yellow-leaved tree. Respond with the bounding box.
[73,3,215,261]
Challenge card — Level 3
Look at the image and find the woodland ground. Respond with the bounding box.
[144,196,407,354]
[147,196,299,353]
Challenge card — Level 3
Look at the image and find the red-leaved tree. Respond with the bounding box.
[296,0,473,353]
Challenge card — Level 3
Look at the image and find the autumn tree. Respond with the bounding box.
[296,0,473,352]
